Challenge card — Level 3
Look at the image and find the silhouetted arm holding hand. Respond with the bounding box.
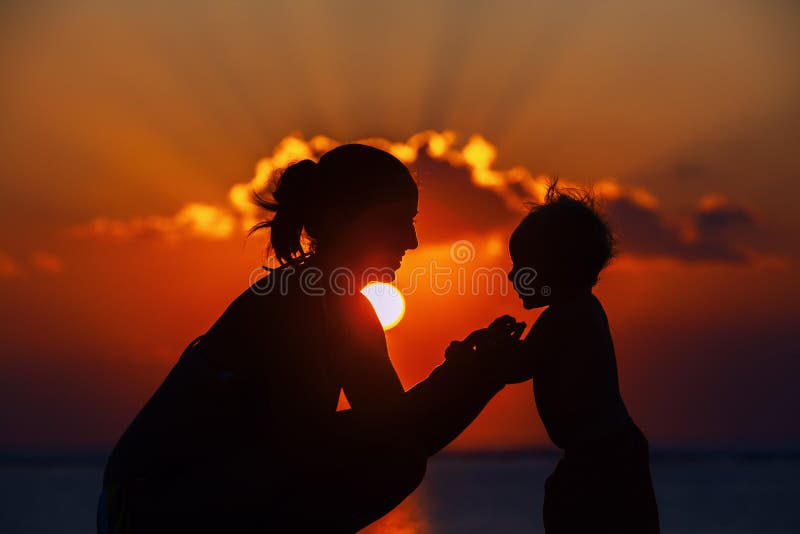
[331,295,519,457]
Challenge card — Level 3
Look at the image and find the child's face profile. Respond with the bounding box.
[508,231,552,309]
[506,186,612,309]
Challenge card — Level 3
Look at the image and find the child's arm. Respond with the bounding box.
[519,308,558,377]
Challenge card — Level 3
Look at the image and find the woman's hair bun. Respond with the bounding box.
[249,158,318,264]
[271,159,318,219]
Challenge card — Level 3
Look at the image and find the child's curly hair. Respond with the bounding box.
[511,178,616,288]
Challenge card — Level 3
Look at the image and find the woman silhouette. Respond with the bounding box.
[99,144,526,533]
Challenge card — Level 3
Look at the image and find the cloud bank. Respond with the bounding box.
[67,131,760,263]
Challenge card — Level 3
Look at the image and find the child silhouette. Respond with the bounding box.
[506,180,660,533]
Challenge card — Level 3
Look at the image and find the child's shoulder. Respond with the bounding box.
[539,293,607,332]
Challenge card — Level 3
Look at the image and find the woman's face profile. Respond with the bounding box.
[333,194,419,282]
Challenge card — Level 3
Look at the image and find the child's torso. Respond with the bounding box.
[530,294,631,450]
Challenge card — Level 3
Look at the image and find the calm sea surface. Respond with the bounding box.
[1,451,798,533]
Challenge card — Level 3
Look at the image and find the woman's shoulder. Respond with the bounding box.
[324,290,383,334]
[203,271,315,340]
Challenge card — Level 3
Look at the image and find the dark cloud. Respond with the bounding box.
[405,140,761,263]
[695,203,754,236]
[410,151,519,243]
[605,195,757,262]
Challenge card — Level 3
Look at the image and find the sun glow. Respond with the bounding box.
[360,282,406,331]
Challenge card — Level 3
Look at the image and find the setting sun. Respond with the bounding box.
[361,282,406,331]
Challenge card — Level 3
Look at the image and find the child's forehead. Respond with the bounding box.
[512,216,547,241]
[510,221,548,258]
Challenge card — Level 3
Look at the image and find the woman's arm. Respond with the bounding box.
[329,293,506,457]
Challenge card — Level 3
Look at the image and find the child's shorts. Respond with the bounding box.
[543,420,660,534]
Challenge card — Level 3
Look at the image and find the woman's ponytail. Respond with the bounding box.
[249,159,318,265]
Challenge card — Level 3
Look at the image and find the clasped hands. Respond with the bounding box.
[445,315,532,385]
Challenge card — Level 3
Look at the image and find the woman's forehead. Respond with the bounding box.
[362,197,418,218]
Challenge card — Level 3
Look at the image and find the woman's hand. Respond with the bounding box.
[445,316,532,385]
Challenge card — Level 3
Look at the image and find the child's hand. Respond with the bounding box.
[445,316,524,358]
[487,315,526,343]
[444,328,491,362]
[480,315,531,384]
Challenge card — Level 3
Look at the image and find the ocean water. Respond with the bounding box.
[1,451,798,533]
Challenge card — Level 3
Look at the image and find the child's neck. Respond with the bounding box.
[548,286,592,308]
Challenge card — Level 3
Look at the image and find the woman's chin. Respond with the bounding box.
[361,266,397,284]
[383,260,401,276]
[382,257,403,275]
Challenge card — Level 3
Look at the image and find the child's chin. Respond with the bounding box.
[522,296,547,309]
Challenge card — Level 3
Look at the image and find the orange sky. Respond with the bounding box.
[1,0,799,450]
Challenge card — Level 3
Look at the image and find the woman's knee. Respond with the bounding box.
[389,452,427,496]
